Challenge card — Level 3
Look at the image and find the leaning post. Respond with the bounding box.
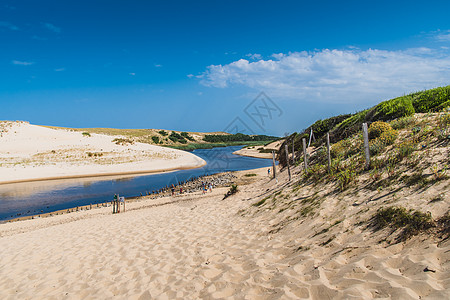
[271,151,277,180]
[326,132,331,173]
[302,138,308,172]
[362,123,370,169]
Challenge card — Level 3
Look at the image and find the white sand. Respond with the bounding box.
[0,122,205,184]
[233,140,284,159]
[0,167,448,299]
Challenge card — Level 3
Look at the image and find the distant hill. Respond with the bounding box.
[44,126,278,151]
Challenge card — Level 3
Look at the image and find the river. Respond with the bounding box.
[0,146,274,221]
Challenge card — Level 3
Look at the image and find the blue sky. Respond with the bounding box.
[1,0,450,136]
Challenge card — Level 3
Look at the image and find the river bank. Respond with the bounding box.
[0,121,205,184]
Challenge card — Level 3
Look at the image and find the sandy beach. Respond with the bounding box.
[1,165,448,299]
[233,140,283,159]
[0,122,205,184]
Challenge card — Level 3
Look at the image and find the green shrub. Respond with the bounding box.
[336,168,357,191]
[370,96,415,121]
[181,132,195,141]
[330,138,360,158]
[372,206,433,240]
[391,116,415,130]
[396,141,416,160]
[112,138,134,145]
[368,121,392,140]
[158,130,168,136]
[369,139,385,155]
[412,86,450,113]
[82,132,91,137]
[151,136,160,144]
[378,129,397,146]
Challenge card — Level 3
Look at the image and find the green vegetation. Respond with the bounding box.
[181,132,195,141]
[253,197,267,207]
[82,132,91,137]
[371,206,434,241]
[411,86,450,112]
[168,131,188,144]
[203,133,277,143]
[112,138,134,145]
[158,130,168,136]
[169,140,273,151]
[278,85,450,167]
[223,184,239,200]
[244,173,257,177]
[368,122,397,155]
[86,152,103,157]
[151,136,160,144]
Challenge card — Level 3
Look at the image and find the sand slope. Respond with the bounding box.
[0,167,448,299]
[0,122,205,184]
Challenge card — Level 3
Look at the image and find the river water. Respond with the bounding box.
[0,146,273,221]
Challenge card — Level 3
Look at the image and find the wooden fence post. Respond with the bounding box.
[362,123,370,169]
[302,138,308,171]
[292,138,295,164]
[123,198,126,212]
[326,132,331,172]
[272,151,277,180]
[284,144,291,181]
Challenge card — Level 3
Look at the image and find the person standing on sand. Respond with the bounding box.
[171,184,175,196]
[209,183,213,192]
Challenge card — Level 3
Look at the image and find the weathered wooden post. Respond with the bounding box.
[362,123,370,169]
[292,138,295,164]
[302,138,308,171]
[326,132,331,172]
[123,197,126,212]
[284,144,291,181]
[271,151,277,180]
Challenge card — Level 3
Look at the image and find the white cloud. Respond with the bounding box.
[154,64,162,68]
[435,30,450,42]
[246,53,262,60]
[0,21,19,30]
[42,22,61,33]
[201,48,450,103]
[54,68,65,72]
[129,72,136,76]
[12,60,34,66]
[187,74,194,78]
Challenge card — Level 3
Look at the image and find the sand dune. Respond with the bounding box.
[0,167,448,299]
[0,121,205,184]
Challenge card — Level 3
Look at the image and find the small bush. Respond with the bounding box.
[112,138,134,145]
[396,141,416,160]
[82,132,91,137]
[181,132,195,141]
[368,122,397,155]
[244,173,257,177]
[151,136,160,144]
[223,184,238,200]
[336,168,356,191]
[372,206,433,240]
[378,129,397,145]
[391,116,415,130]
[368,121,392,140]
[158,130,168,136]
[331,138,360,159]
